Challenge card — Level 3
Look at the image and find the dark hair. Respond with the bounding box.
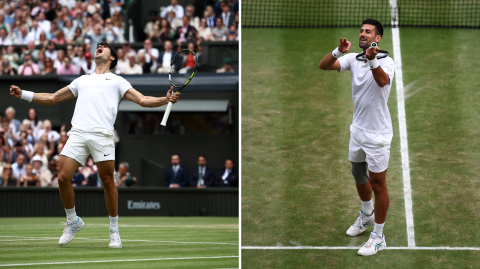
[198,155,207,160]
[172,153,181,158]
[225,158,234,164]
[97,42,118,70]
[362,19,383,37]
[28,108,39,125]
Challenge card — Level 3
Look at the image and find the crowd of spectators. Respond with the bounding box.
[0,0,237,76]
[0,106,236,188]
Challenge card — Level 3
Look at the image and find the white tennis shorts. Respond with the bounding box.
[60,130,115,166]
[348,125,393,173]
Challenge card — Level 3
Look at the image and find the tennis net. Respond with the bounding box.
[242,0,480,29]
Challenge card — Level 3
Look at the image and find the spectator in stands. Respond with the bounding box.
[27,20,41,43]
[109,0,125,15]
[149,24,162,43]
[52,29,67,45]
[72,10,84,31]
[26,108,42,139]
[226,25,238,41]
[56,56,77,75]
[44,2,58,22]
[161,0,184,20]
[35,31,48,46]
[121,52,142,74]
[220,1,235,28]
[216,57,235,73]
[197,18,212,41]
[2,5,14,26]
[46,22,58,40]
[112,11,123,29]
[104,17,120,43]
[63,18,76,42]
[159,18,174,42]
[18,130,34,157]
[215,158,238,187]
[18,53,40,76]
[60,0,77,12]
[19,163,39,187]
[188,155,215,188]
[114,162,137,187]
[212,18,228,41]
[167,11,182,29]
[0,58,16,76]
[71,167,86,187]
[19,120,35,146]
[5,107,20,135]
[1,164,16,187]
[86,0,101,15]
[185,5,200,29]
[204,5,216,28]
[57,131,68,154]
[30,155,43,176]
[8,138,30,162]
[37,12,51,33]
[0,27,12,45]
[37,50,46,72]
[71,27,85,45]
[0,134,10,164]
[138,39,158,71]
[20,42,39,63]
[80,157,97,179]
[85,24,106,56]
[4,45,19,70]
[186,42,202,58]
[72,45,86,71]
[39,159,59,187]
[144,10,159,39]
[65,44,75,60]
[11,154,26,180]
[114,48,125,74]
[37,120,60,143]
[45,41,58,61]
[137,52,152,74]
[42,57,56,75]
[174,16,197,44]
[54,49,66,69]
[122,41,135,55]
[14,26,29,45]
[164,154,188,188]
[81,52,96,75]
[157,40,174,74]
[1,118,13,146]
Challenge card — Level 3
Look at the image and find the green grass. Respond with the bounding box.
[0,217,239,268]
[241,27,480,268]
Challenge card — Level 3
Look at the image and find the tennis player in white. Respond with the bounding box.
[319,19,394,256]
[9,42,180,248]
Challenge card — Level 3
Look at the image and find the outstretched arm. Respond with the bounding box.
[123,86,180,108]
[10,85,75,105]
[319,38,351,71]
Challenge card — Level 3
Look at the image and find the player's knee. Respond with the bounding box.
[57,173,72,186]
[101,176,115,188]
[369,179,386,192]
[351,162,369,185]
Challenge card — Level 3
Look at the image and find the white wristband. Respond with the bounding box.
[20,90,34,102]
[368,58,380,70]
[332,47,345,59]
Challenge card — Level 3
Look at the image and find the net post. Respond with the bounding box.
[390,0,398,27]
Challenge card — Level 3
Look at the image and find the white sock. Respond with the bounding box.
[109,215,119,231]
[373,222,384,235]
[65,207,77,223]
[361,199,374,215]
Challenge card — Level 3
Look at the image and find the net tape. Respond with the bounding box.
[242,0,480,29]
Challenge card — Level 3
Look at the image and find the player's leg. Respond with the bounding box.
[346,127,375,236]
[57,132,89,246]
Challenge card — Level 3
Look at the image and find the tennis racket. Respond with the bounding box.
[356,42,389,61]
[160,49,198,126]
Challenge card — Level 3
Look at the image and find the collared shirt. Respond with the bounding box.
[18,63,40,76]
[161,4,184,19]
[222,11,231,26]
[222,169,231,180]
[56,64,78,75]
[12,162,26,179]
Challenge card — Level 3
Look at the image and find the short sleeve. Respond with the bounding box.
[68,77,81,97]
[338,53,355,73]
[117,76,133,97]
[381,57,395,85]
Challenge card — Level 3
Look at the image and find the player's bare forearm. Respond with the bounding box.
[319,53,339,70]
[141,96,169,107]
[371,67,390,87]
[10,85,74,105]
[124,87,180,108]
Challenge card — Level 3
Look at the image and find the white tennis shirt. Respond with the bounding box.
[68,72,132,134]
[338,53,395,133]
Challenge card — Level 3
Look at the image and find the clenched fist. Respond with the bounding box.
[10,85,22,98]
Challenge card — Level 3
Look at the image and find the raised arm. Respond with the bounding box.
[10,85,75,105]
[365,46,390,87]
[123,86,180,108]
[319,38,351,71]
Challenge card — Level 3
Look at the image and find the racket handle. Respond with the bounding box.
[160,102,173,126]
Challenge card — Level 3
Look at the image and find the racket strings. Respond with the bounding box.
[355,50,389,61]
[170,51,196,86]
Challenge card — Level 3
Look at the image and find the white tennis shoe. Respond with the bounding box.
[59,217,84,246]
[109,229,122,248]
[346,210,375,236]
[357,232,386,256]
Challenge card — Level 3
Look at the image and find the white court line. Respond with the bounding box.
[0,236,238,245]
[242,246,480,251]
[0,224,238,229]
[392,25,415,248]
[0,256,239,267]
